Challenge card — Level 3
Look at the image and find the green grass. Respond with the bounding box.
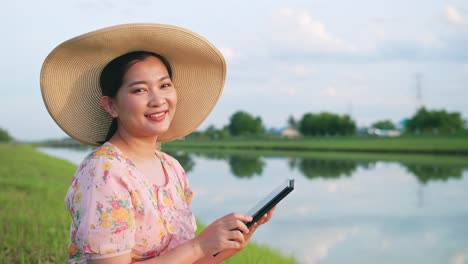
[0,143,297,264]
[164,135,468,155]
[0,143,73,263]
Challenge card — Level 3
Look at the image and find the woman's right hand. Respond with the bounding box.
[194,213,253,256]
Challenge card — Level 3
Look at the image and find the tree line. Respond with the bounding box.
[1,107,466,143]
[189,107,467,139]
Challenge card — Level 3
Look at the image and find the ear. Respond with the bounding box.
[100,96,118,118]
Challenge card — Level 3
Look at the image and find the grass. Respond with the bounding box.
[0,143,73,263]
[164,135,468,155]
[0,143,297,264]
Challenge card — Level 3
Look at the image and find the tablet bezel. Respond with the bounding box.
[245,179,294,227]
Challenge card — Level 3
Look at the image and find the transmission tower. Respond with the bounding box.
[414,73,424,109]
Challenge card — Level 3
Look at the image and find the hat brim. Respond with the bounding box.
[40,23,226,146]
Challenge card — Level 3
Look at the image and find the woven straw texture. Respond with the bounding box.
[40,23,226,146]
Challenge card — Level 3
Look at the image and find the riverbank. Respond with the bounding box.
[0,143,297,263]
[163,135,468,155]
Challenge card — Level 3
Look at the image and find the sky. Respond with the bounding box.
[1,0,468,141]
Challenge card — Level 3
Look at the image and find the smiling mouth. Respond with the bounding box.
[145,112,166,118]
[145,111,168,121]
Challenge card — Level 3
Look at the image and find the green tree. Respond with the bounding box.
[0,128,13,142]
[204,125,223,140]
[406,107,464,134]
[371,120,396,130]
[228,111,264,136]
[299,112,356,136]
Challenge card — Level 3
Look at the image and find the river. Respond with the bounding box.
[39,147,468,264]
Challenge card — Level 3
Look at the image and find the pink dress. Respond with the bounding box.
[65,142,196,263]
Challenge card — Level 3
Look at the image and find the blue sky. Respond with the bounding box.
[2,0,468,141]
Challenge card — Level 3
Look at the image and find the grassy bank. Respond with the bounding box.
[0,143,297,263]
[164,135,468,155]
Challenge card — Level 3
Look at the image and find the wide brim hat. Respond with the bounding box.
[40,23,226,146]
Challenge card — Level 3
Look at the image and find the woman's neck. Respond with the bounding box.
[109,131,159,161]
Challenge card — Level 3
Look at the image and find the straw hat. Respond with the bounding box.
[40,23,226,146]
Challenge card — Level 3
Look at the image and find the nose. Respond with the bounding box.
[148,89,165,107]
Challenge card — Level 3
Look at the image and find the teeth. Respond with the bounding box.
[149,112,165,118]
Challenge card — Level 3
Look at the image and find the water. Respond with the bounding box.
[39,147,468,264]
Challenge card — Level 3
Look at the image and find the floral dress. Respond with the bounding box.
[65,142,196,263]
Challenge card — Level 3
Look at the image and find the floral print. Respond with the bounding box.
[65,142,196,263]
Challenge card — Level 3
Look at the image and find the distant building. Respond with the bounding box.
[281,128,301,139]
[358,127,401,137]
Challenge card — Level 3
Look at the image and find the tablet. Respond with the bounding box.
[245,179,294,227]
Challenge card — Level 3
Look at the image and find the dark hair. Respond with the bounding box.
[98,51,173,144]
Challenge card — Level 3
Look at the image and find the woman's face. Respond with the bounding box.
[110,56,177,140]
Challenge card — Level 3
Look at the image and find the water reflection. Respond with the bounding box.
[166,151,267,178]
[167,151,468,184]
[167,151,195,173]
[403,164,465,184]
[290,158,357,180]
[228,155,265,178]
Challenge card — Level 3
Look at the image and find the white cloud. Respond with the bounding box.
[374,28,388,41]
[451,251,468,264]
[301,228,358,264]
[285,87,298,96]
[327,183,338,193]
[321,83,339,97]
[445,5,468,26]
[272,8,349,54]
[290,64,316,77]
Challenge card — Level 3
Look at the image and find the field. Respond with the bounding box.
[0,143,297,263]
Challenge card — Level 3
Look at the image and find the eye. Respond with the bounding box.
[161,83,172,89]
[132,88,146,94]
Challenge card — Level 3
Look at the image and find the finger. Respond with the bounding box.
[256,213,268,224]
[268,205,277,213]
[257,212,273,225]
[227,212,253,223]
[228,229,245,244]
[222,217,250,234]
[226,240,242,250]
[248,222,259,232]
[229,219,249,234]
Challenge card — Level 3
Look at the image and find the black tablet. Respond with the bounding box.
[245,179,294,228]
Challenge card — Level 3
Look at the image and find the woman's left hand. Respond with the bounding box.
[237,205,277,249]
[195,206,277,264]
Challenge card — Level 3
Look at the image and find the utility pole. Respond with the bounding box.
[414,73,424,110]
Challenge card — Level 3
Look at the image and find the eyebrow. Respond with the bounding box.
[127,76,171,87]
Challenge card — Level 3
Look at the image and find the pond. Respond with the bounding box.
[39,147,468,264]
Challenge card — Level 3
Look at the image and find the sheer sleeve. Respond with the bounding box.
[66,156,135,259]
[164,154,194,205]
[158,153,197,252]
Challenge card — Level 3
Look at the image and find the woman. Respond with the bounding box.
[40,24,274,263]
